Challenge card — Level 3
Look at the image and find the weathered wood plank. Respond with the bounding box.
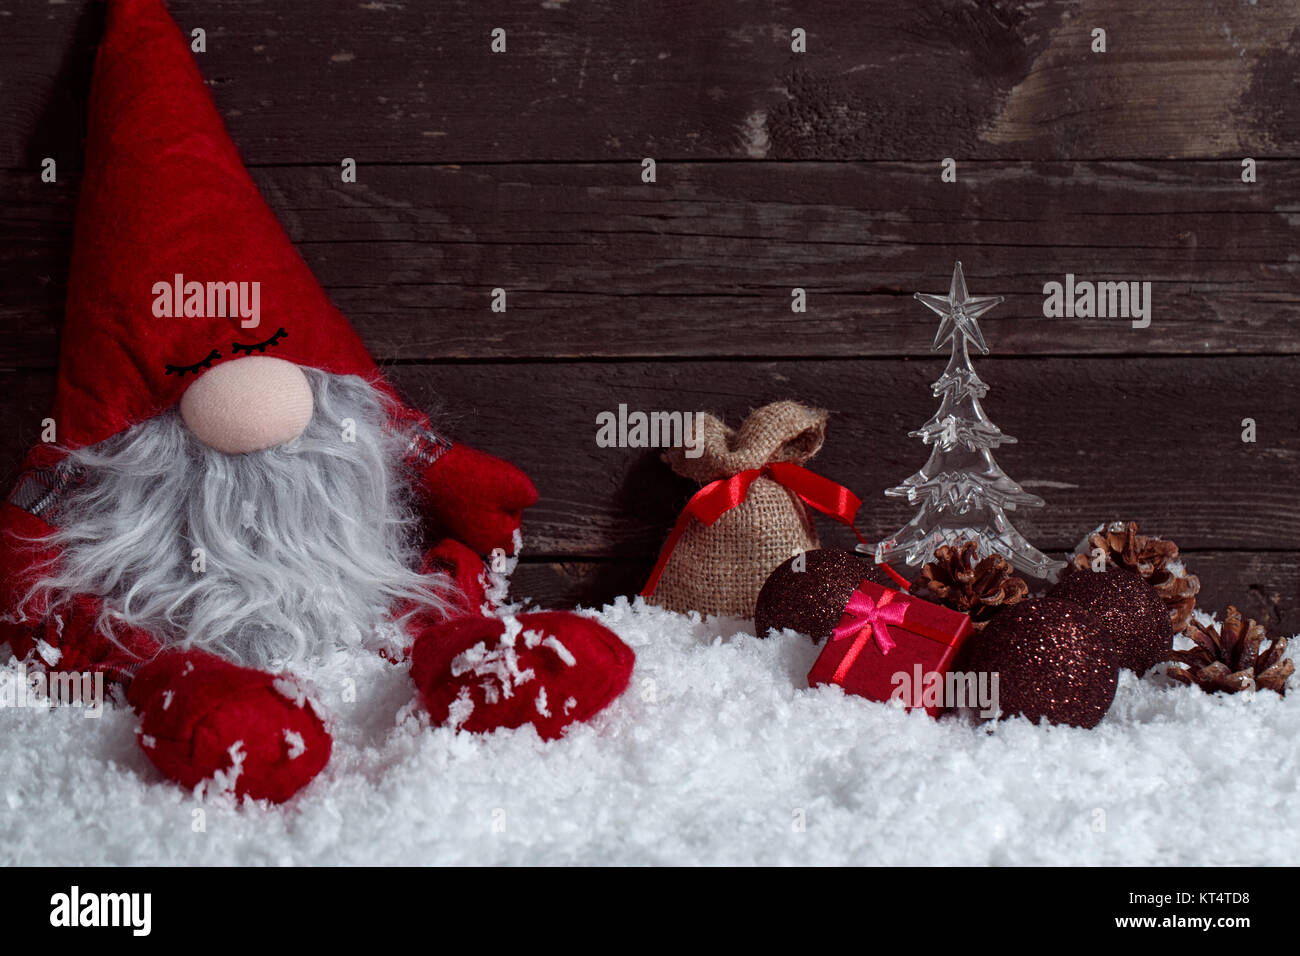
[5,0,1297,167]
[4,356,1296,551]
[390,356,1300,555]
[3,160,1297,365]
[511,552,1300,630]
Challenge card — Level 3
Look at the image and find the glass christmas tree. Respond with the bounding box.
[868,262,1065,580]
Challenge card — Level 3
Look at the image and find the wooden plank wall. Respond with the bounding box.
[2,0,1297,627]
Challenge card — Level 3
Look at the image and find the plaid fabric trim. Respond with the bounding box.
[403,425,452,470]
[104,660,146,687]
[7,462,83,522]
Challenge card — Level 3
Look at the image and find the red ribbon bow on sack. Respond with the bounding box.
[829,587,914,684]
[641,461,868,597]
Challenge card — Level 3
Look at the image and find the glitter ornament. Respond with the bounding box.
[1048,567,1173,675]
[754,549,893,642]
[962,597,1118,729]
[1061,520,1199,633]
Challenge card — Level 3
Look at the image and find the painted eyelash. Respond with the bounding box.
[164,349,221,377]
[231,327,288,356]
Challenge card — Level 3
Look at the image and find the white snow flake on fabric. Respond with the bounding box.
[272,676,310,709]
[480,530,523,614]
[35,640,60,667]
[284,730,306,760]
[206,741,246,797]
[161,690,174,711]
[501,615,523,645]
[447,686,474,729]
[2,597,1297,864]
[451,620,535,702]
[450,620,577,712]
[540,636,575,667]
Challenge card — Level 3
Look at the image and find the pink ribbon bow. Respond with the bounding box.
[830,587,912,684]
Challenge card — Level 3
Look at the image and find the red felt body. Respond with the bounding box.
[807,580,974,718]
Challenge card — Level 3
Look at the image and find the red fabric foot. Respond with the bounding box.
[411,612,634,740]
[127,649,331,803]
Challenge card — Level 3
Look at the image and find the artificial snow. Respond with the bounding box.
[0,598,1296,865]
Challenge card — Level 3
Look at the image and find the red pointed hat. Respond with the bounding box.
[51,0,380,454]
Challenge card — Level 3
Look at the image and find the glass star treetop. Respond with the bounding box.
[868,262,1065,580]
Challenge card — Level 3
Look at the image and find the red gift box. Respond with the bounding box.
[807,579,974,717]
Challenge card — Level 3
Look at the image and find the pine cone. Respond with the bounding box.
[912,540,1029,630]
[1063,521,1199,633]
[1167,606,1293,695]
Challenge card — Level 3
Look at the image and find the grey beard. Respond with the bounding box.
[25,370,453,670]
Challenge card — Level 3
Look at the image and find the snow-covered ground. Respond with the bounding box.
[1,598,1295,866]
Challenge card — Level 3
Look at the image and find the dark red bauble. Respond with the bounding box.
[753,549,893,642]
[962,598,1119,729]
[1048,567,1173,675]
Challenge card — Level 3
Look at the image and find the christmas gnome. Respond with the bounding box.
[0,0,634,802]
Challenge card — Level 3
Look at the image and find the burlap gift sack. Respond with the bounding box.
[646,401,829,619]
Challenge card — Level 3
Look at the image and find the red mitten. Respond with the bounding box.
[127,649,331,803]
[411,611,634,740]
[418,443,538,555]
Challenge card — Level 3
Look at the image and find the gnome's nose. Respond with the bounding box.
[179,356,314,454]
